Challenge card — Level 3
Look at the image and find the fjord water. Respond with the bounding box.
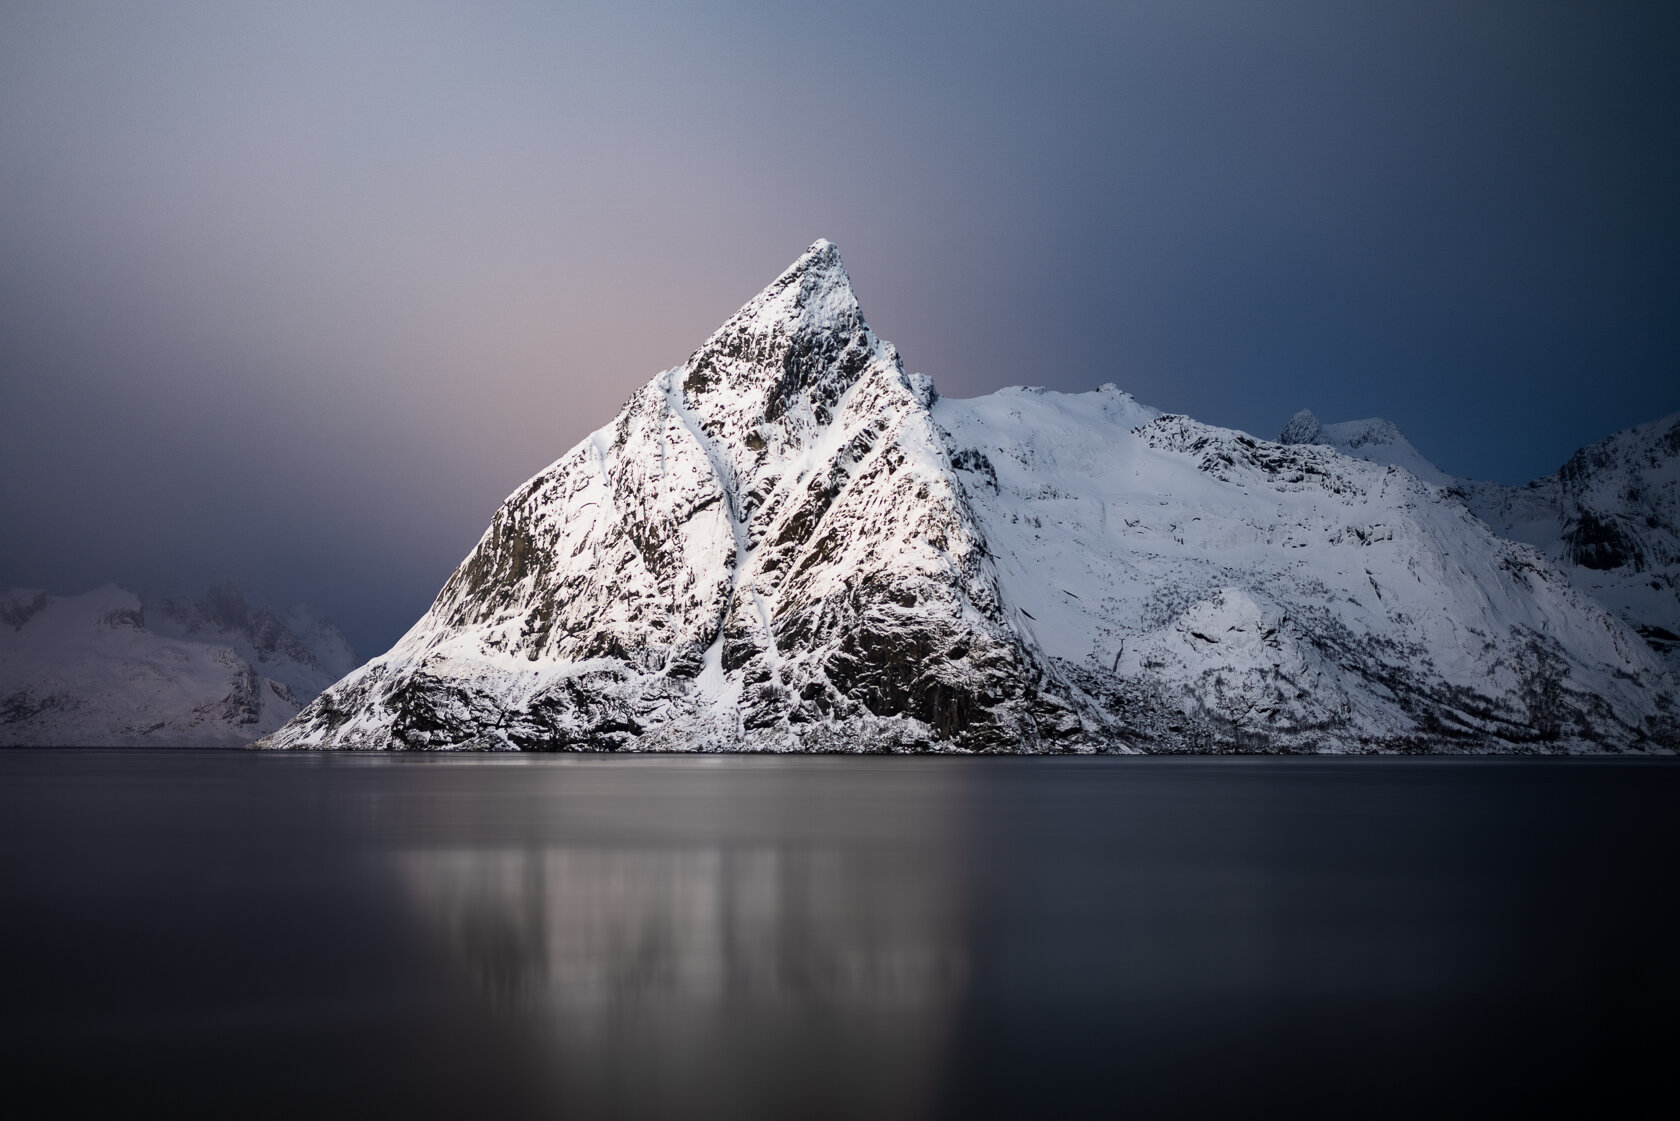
[2,752,1674,1120]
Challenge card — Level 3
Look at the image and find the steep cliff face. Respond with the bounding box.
[263,242,1056,752]
[260,243,1674,754]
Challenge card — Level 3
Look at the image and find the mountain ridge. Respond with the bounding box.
[259,242,1675,754]
[1280,407,1680,668]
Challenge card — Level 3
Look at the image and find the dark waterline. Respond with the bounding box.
[1,750,1674,1120]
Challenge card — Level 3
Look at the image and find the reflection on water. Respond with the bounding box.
[394,761,971,1120]
[402,847,965,1013]
[4,752,1679,1121]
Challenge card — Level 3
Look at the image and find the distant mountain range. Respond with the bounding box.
[258,241,1675,754]
[1280,408,1679,667]
[0,583,357,746]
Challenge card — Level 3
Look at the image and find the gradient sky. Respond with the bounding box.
[3,1,1677,655]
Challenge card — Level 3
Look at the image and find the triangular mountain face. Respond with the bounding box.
[262,243,1676,753]
[264,242,1050,752]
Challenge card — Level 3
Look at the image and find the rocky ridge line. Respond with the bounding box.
[258,243,1675,753]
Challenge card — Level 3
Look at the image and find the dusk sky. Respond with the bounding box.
[3,1,1677,655]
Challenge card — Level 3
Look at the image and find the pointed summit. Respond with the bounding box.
[261,240,1048,752]
[700,238,860,354]
[1278,409,1325,446]
[681,240,895,448]
[769,237,847,295]
[763,237,848,300]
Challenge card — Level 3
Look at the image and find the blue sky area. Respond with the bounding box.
[3,1,1676,653]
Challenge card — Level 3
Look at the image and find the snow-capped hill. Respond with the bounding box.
[1286,405,1680,667]
[1460,411,1680,664]
[146,581,359,700]
[262,243,1673,754]
[943,397,1667,751]
[1279,409,1451,485]
[0,584,358,746]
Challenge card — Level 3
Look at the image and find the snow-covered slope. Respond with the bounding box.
[1460,415,1680,667]
[0,583,357,746]
[261,242,1674,754]
[945,393,1670,751]
[263,241,1046,752]
[1282,409,1680,669]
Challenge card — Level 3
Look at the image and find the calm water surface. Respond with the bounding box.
[1,751,1674,1119]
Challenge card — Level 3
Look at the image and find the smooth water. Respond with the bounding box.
[1,751,1674,1120]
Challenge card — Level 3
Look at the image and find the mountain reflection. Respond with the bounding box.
[398,838,966,1119]
[401,845,966,1010]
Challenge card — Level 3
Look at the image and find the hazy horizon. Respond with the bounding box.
[4,2,1677,656]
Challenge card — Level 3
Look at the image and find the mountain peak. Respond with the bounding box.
[679,240,903,446]
[1278,409,1325,445]
[706,238,860,344]
[799,236,840,266]
[1282,410,1449,485]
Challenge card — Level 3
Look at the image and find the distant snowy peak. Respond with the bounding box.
[1278,409,1326,446]
[1461,410,1680,664]
[1286,404,1680,667]
[1278,410,1450,486]
[0,584,358,746]
[1550,410,1680,570]
[147,581,359,693]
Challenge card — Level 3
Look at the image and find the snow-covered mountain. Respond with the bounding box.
[1278,410,1451,486]
[1,583,357,746]
[261,242,1675,754]
[1281,409,1680,669]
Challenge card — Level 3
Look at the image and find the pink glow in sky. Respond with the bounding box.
[3,1,1677,651]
